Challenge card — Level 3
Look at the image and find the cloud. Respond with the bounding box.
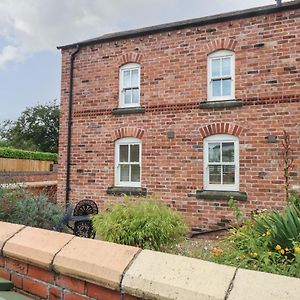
[0,0,275,68]
[0,46,19,68]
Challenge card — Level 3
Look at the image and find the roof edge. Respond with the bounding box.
[57,1,300,50]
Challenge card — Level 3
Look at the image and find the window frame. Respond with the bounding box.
[115,137,142,187]
[207,50,235,101]
[203,134,239,191]
[119,63,140,108]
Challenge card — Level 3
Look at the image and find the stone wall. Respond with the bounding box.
[0,221,300,299]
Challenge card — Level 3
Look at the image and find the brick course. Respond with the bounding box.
[58,5,300,229]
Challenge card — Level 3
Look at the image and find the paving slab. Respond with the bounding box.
[3,226,73,269]
[122,249,236,300]
[0,291,32,300]
[228,268,300,300]
[53,237,140,290]
[0,222,24,252]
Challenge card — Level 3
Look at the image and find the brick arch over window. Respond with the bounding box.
[205,38,237,54]
[113,127,145,141]
[117,53,143,65]
[199,123,243,138]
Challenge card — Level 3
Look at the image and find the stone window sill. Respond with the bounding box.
[107,186,147,196]
[196,190,247,201]
[199,100,243,109]
[112,107,145,115]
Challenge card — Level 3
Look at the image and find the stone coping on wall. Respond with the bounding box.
[1,221,300,300]
[0,181,57,189]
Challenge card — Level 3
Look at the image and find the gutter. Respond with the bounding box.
[65,44,80,207]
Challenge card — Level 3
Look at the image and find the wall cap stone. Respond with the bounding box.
[0,181,57,189]
[228,268,300,300]
[3,226,73,269]
[122,249,236,300]
[53,237,140,291]
[0,222,25,254]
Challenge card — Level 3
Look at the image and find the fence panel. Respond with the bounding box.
[0,158,52,172]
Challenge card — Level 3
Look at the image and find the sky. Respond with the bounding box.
[0,0,280,123]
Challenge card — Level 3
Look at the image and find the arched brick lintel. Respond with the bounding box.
[199,123,243,139]
[117,53,143,66]
[113,127,145,141]
[205,38,237,54]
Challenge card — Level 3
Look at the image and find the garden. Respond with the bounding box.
[1,184,300,279]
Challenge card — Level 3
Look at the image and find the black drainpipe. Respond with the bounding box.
[65,44,80,207]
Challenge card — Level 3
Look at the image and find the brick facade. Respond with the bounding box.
[58,4,300,229]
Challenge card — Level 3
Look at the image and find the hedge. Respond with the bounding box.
[0,147,58,163]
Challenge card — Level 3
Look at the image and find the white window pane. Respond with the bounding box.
[120,165,130,181]
[212,80,221,97]
[132,89,139,104]
[124,90,132,104]
[209,165,221,184]
[130,144,139,162]
[222,79,231,96]
[131,69,139,86]
[222,57,231,76]
[223,165,235,184]
[123,70,131,87]
[222,142,234,162]
[208,143,220,162]
[120,145,128,162]
[212,59,220,77]
[131,165,140,182]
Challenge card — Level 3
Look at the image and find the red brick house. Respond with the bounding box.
[57,1,300,231]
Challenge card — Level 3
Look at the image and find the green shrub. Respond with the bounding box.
[254,205,300,253]
[92,197,188,251]
[211,196,300,278]
[0,147,58,163]
[0,186,23,222]
[0,187,63,230]
[290,191,300,211]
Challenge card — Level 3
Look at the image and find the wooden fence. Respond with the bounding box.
[0,158,53,172]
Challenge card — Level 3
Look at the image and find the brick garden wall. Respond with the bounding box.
[57,5,300,229]
[0,166,58,203]
[1,222,300,300]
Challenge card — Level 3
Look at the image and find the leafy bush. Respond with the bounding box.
[0,186,23,222]
[254,204,300,253]
[0,147,58,162]
[211,195,300,278]
[92,197,188,251]
[0,187,63,229]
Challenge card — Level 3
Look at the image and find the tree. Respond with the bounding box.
[0,101,59,153]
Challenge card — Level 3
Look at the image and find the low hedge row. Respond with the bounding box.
[0,147,58,163]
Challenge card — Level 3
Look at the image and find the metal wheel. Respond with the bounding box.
[73,199,98,238]
[73,199,98,216]
[74,220,95,238]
